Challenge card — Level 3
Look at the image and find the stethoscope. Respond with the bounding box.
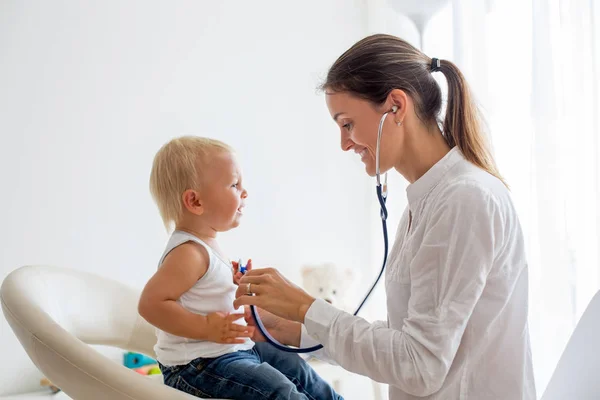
[245,106,397,353]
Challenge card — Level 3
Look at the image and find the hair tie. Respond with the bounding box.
[430,58,441,72]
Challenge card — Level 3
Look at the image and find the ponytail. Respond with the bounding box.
[438,60,507,187]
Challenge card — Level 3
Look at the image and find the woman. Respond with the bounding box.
[234,34,536,400]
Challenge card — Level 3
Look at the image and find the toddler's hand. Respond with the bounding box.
[233,259,253,285]
[204,312,254,344]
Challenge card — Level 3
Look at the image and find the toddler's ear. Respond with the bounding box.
[182,189,204,216]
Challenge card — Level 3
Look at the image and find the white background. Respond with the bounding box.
[0,1,405,397]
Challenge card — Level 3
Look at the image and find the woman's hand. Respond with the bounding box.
[243,306,301,346]
[233,268,316,323]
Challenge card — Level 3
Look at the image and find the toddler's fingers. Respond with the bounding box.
[226,313,245,323]
[224,329,254,339]
[227,331,254,339]
[224,338,247,344]
[228,324,255,335]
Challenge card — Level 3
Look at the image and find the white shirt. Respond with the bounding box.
[155,231,253,366]
[301,148,536,400]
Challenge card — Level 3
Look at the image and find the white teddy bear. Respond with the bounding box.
[301,263,355,312]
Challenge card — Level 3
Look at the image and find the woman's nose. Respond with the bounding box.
[340,131,353,152]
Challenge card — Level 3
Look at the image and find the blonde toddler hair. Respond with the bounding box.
[150,136,233,230]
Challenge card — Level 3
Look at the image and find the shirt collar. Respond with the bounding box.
[406,146,464,208]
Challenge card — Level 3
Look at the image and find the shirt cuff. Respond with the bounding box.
[303,298,342,343]
[300,324,319,348]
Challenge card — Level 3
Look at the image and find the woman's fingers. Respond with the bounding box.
[233,271,246,285]
[233,293,265,309]
[234,282,266,299]
[243,306,255,326]
[233,267,314,322]
[238,275,270,284]
[235,276,264,297]
[240,267,276,277]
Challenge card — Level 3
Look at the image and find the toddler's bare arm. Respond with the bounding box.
[138,242,252,343]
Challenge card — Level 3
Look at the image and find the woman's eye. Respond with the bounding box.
[343,122,353,131]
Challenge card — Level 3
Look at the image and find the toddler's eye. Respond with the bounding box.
[232,183,238,188]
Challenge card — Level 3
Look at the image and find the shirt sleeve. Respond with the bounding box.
[303,182,501,397]
[300,318,389,365]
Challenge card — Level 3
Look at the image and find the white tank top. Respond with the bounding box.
[154,230,254,366]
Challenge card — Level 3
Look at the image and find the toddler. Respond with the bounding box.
[138,136,342,400]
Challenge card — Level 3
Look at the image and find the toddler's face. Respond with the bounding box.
[201,152,247,231]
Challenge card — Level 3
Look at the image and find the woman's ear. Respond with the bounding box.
[182,189,204,216]
[387,88,409,122]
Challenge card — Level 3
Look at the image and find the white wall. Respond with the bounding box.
[0,1,383,397]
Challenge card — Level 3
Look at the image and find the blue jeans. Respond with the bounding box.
[159,342,343,400]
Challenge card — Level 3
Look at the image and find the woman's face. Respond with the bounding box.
[325,91,402,177]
